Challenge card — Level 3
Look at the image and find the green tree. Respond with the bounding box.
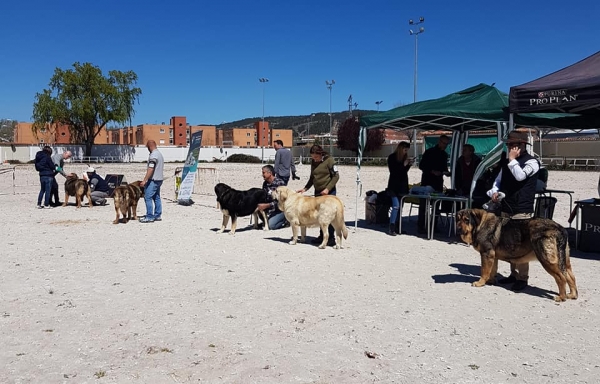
[336,116,385,153]
[32,62,142,156]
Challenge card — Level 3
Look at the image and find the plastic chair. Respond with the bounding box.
[534,196,557,220]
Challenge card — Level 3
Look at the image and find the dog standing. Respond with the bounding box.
[112,181,144,224]
[63,173,92,208]
[214,183,270,235]
[273,186,348,249]
[456,208,578,302]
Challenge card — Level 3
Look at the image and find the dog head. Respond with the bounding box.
[66,173,79,181]
[214,183,230,201]
[273,186,293,208]
[456,209,484,245]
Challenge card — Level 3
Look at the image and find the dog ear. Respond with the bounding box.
[469,210,481,229]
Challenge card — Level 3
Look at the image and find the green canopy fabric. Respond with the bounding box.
[360,83,508,132]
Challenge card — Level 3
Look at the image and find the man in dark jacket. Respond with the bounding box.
[35,146,55,209]
[487,131,540,291]
[417,135,451,234]
[84,166,110,206]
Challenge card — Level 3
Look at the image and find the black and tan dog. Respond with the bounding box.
[456,209,578,302]
[63,173,92,208]
[214,183,269,235]
[112,181,144,224]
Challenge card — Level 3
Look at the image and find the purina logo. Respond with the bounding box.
[530,89,576,106]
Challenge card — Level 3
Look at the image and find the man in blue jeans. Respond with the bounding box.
[35,146,55,209]
[139,140,164,223]
[257,165,287,229]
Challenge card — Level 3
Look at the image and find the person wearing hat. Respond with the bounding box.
[487,130,540,292]
[84,166,110,206]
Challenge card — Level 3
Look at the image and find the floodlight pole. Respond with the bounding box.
[409,17,425,159]
[326,80,335,155]
[259,77,269,162]
[375,100,383,112]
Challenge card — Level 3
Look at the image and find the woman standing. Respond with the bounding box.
[386,142,413,235]
[297,144,340,246]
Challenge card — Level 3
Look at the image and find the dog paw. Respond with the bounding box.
[228,232,235,235]
[567,293,578,300]
[318,244,326,249]
[289,240,297,245]
[472,280,486,287]
[553,295,567,302]
[333,245,341,250]
[216,230,224,234]
[112,220,119,224]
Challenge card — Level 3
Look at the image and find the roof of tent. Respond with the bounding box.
[360,83,507,132]
[360,83,600,132]
[509,51,600,114]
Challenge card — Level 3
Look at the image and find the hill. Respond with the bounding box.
[216,110,377,137]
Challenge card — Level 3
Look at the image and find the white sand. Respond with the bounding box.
[1,162,599,383]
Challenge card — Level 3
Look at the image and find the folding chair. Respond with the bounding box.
[534,196,557,220]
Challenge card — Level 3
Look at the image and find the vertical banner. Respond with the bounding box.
[177,131,203,202]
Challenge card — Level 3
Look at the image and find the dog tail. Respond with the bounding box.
[557,226,570,272]
[342,223,348,240]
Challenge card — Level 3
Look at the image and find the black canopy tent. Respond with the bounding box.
[509,51,600,115]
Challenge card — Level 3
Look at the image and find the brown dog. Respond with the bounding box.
[63,173,92,208]
[112,181,144,224]
[456,208,578,302]
[273,186,348,249]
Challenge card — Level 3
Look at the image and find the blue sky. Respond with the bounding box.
[1,0,599,126]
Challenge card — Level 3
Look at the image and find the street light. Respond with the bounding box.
[326,80,335,153]
[409,16,425,158]
[307,113,316,137]
[259,77,269,162]
[375,100,383,112]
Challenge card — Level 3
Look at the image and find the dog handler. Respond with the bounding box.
[296,144,339,246]
[139,140,164,223]
[487,131,540,291]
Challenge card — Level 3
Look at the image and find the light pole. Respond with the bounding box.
[307,113,315,138]
[375,100,383,112]
[409,16,425,158]
[326,80,335,153]
[259,77,269,162]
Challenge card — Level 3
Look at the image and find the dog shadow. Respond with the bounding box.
[210,226,260,234]
[432,263,558,300]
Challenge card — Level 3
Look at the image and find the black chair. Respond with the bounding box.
[534,196,557,220]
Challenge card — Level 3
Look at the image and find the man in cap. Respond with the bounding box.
[84,166,110,206]
[487,130,540,291]
[139,140,164,223]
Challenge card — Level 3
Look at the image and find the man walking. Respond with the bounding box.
[273,140,298,185]
[140,140,164,223]
[51,150,72,206]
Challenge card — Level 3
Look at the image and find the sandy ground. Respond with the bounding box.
[1,162,599,384]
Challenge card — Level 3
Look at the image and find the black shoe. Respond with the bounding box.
[498,275,517,284]
[511,280,528,292]
[311,237,323,244]
[387,224,397,236]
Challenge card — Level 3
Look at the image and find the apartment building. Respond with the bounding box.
[14,122,111,145]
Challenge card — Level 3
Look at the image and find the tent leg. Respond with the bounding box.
[354,172,361,231]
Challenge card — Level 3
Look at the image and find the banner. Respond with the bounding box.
[177,131,203,202]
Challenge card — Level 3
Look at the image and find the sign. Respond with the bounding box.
[177,131,203,202]
[579,203,600,253]
[105,174,127,197]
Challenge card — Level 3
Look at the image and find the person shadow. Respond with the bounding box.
[432,263,557,300]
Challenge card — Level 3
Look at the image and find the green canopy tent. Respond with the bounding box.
[354,83,596,229]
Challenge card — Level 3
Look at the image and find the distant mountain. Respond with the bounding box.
[216,110,377,137]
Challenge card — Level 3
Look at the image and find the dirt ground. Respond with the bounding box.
[1,162,599,384]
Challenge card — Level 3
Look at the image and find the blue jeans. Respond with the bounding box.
[38,176,53,206]
[390,196,400,225]
[280,175,290,185]
[144,180,163,220]
[268,211,287,229]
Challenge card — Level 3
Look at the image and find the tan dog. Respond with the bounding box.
[63,173,92,208]
[456,208,578,302]
[112,181,143,224]
[273,186,348,249]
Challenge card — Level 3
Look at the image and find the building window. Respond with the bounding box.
[169,138,173,144]
[247,141,251,146]
[159,139,165,144]
[61,132,66,136]
[159,128,165,134]
[275,133,280,137]
[40,139,44,143]
[247,133,250,137]
[40,128,46,133]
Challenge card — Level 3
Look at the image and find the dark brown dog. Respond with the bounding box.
[112,181,143,224]
[456,208,578,302]
[63,173,92,208]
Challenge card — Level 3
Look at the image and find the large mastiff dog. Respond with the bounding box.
[112,181,143,224]
[63,173,92,208]
[456,208,578,302]
[214,183,269,235]
[273,186,348,249]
